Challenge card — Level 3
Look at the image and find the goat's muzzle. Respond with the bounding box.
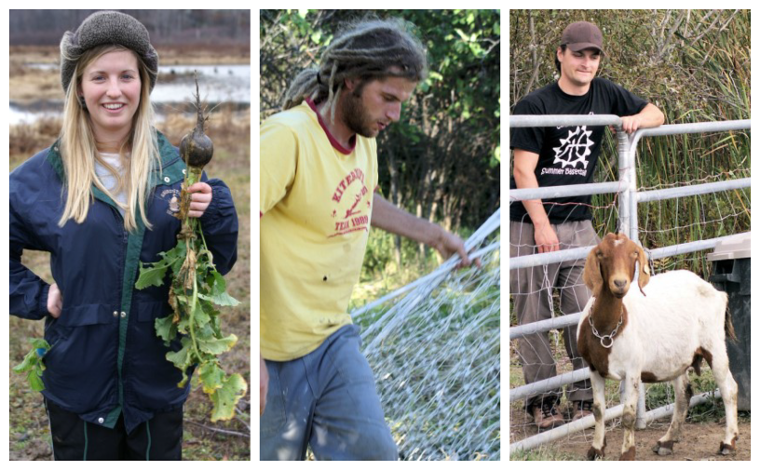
[610,278,630,298]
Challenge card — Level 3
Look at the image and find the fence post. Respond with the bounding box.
[629,135,648,429]
[616,128,631,235]
[615,127,648,429]
[629,133,641,244]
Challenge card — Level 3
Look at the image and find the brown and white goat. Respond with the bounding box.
[577,232,738,460]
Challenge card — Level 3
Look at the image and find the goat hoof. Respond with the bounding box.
[719,444,736,455]
[620,447,636,460]
[719,435,738,455]
[586,447,604,460]
[653,441,674,456]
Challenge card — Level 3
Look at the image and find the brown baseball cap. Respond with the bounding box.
[561,21,604,54]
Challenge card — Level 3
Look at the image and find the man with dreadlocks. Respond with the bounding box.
[259,19,475,460]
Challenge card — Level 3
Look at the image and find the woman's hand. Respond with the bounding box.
[47,283,62,318]
[187,182,213,218]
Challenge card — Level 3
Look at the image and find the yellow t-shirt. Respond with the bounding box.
[260,100,378,361]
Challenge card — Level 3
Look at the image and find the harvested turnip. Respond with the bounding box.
[136,76,246,422]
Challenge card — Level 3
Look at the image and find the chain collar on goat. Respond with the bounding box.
[588,306,623,348]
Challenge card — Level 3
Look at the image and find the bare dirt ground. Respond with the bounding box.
[511,411,751,461]
[566,420,750,461]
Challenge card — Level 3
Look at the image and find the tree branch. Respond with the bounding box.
[185,420,250,439]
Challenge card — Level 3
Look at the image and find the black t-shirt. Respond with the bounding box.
[510,78,648,223]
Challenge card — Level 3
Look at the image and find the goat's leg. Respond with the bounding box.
[653,374,691,455]
[710,347,739,454]
[586,371,607,460]
[619,374,639,460]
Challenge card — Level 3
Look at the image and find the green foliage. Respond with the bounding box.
[136,171,246,423]
[645,369,730,422]
[13,338,51,392]
[361,229,397,280]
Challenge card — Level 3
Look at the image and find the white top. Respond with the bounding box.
[95,152,127,215]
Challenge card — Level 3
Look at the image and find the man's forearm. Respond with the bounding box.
[636,103,665,129]
[513,167,551,229]
[371,193,442,245]
[371,193,475,266]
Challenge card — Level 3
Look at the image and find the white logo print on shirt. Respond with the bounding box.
[553,125,593,169]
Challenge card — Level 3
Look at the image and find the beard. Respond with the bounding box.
[341,87,376,138]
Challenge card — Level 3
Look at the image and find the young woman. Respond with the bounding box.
[9,11,238,460]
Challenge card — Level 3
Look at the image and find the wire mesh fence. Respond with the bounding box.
[354,210,501,460]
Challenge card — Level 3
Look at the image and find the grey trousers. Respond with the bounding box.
[510,219,599,410]
[260,325,397,461]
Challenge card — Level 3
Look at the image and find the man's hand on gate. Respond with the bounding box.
[534,222,560,253]
[620,115,644,134]
[260,354,269,416]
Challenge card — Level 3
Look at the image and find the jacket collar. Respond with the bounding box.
[46,130,185,188]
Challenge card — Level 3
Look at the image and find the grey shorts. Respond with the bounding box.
[260,325,397,461]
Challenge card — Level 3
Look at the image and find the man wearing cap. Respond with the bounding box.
[510,21,664,431]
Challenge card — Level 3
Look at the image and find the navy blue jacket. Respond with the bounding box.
[9,131,238,433]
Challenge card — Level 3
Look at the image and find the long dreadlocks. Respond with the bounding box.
[282,18,428,123]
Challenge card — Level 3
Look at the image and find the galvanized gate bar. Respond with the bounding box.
[509,245,592,270]
[509,312,582,340]
[509,230,749,272]
[637,177,751,202]
[648,234,748,259]
[510,367,592,402]
[630,119,750,143]
[510,114,623,128]
[509,181,622,201]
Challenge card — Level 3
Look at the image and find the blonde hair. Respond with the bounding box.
[59,44,160,231]
[282,18,427,123]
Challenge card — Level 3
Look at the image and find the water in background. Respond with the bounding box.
[10,64,250,125]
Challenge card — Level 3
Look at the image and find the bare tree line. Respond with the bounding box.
[10,10,250,46]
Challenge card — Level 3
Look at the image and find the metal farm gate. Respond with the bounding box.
[508,115,750,454]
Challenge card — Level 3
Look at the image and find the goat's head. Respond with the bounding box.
[583,232,650,298]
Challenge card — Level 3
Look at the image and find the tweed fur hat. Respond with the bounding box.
[60,10,158,94]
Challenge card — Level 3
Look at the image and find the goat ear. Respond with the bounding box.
[637,248,650,294]
[583,246,601,294]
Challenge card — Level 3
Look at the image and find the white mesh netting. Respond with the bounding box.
[352,209,501,461]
